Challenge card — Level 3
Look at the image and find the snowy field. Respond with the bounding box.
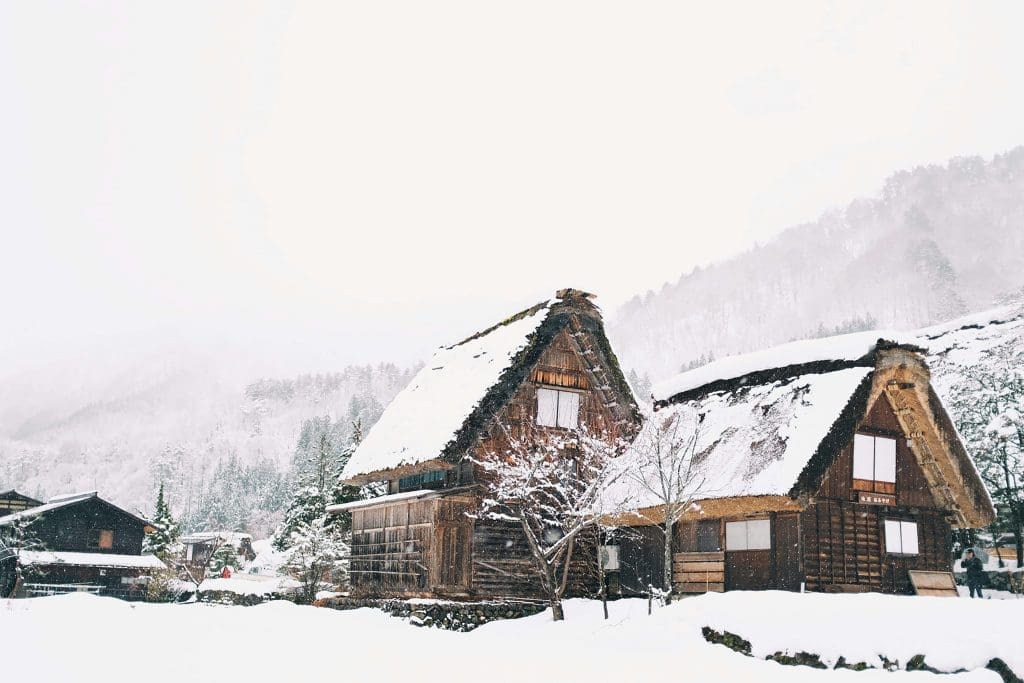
[3,592,1020,683]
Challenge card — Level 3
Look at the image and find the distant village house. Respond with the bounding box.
[0,490,164,599]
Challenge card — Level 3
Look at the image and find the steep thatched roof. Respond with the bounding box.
[340,290,640,484]
[611,334,993,528]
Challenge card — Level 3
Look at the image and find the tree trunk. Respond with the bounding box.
[663,517,674,605]
[550,598,565,621]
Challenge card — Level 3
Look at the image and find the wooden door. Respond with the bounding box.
[435,523,472,591]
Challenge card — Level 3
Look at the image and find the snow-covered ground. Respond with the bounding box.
[3,592,1020,682]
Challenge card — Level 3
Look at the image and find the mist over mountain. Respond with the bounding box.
[3,147,1024,533]
[0,355,415,533]
[609,147,1024,383]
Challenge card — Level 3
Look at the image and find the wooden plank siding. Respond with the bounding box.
[673,551,725,594]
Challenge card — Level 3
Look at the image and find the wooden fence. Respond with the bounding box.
[673,551,725,594]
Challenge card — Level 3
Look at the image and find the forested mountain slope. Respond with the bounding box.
[611,148,1024,382]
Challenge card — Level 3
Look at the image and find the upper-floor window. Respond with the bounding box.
[536,387,580,429]
[398,470,446,492]
[88,529,114,550]
[852,433,897,493]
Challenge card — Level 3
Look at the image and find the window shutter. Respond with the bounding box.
[852,434,875,480]
[536,388,558,427]
[557,391,580,429]
[874,437,897,483]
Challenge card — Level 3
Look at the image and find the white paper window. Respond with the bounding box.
[853,433,898,484]
[536,387,581,429]
[874,437,897,483]
[853,434,876,480]
[557,391,580,429]
[884,520,919,555]
[537,388,559,427]
[725,519,771,551]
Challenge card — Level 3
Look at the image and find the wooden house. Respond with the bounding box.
[180,531,256,576]
[607,335,994,596]
[330,289,641,599]
[0,491,164,599]
[0,490,43,517]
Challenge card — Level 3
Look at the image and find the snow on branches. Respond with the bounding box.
[471,424,628,621]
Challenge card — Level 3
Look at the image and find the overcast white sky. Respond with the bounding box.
[2,1,1023,378]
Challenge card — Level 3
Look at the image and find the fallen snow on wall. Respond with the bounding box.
[342,302,551,479]
[3,591,1014,683]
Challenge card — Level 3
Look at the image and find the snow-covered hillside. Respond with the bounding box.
[611,149,1024,381]
[2,593,1018,682]
[0,361,415,528]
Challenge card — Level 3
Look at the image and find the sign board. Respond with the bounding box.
[908,570,958,597]
[599,545,620,571]
[857,491,896,506]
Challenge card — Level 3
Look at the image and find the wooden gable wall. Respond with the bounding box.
[801,393,952,594]
[815,395,939,509]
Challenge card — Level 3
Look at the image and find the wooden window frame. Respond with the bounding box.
[536,386,582,430]
[852,431,898,495]
[725,518,771,551]
[883,519,919,556]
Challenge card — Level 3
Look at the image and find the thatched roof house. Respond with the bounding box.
[608,332,994,596]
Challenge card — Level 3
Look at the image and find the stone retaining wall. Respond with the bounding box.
[318,596,546,631]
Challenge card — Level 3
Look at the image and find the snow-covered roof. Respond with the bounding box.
[340,300,554,481]
[18,551,166,570]
[180,531,253,545]
[0,491,153,529]
[652,331,907,401]
[611,366,874,508]
[327,489,440,513]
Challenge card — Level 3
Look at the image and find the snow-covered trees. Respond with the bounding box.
[620,409,704,603]
[142,483,180,559]
[473,426,625,621]
[950,342,1024,567]
[281,518,349,604]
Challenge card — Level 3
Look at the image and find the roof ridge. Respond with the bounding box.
[446,300,551,350]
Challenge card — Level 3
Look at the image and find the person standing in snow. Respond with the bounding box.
[960,548,985,598]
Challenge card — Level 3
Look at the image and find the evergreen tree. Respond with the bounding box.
[272,486,327,551]
[143,483,179,558]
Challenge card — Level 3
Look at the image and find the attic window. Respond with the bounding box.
[852,433,897,494]
[536,388,580,429]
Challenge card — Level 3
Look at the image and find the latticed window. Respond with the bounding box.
[398,470,446,492]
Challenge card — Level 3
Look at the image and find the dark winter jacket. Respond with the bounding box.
[960,556,985,584]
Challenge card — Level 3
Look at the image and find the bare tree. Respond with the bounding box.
[473,426,626,621]
[621,409,704,604]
